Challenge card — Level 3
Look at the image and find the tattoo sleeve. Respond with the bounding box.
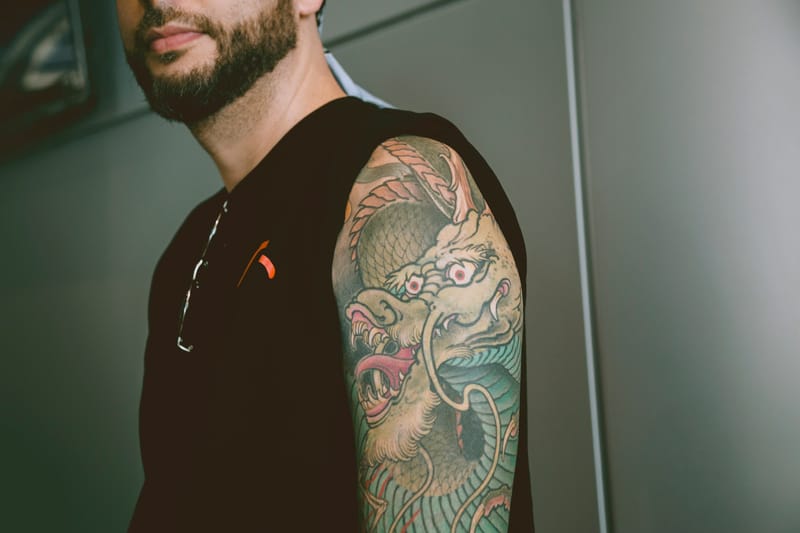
[332,136,524,532]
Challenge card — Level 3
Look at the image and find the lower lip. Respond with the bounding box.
[150,32,204,54]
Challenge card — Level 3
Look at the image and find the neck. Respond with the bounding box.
[189,30,346,192]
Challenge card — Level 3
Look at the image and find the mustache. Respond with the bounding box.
[133,6,219,51]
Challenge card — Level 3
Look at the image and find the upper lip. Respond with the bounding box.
[145,24,203,44]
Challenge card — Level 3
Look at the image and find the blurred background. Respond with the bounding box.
[0,0,798,532]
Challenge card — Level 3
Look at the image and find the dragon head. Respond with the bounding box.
[345,209,523,467]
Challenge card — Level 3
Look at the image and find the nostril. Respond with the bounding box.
[376,300,397,325]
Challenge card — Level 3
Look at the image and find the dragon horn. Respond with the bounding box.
[440,146,477,224]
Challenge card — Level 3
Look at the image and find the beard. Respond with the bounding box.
[125,0,297,124]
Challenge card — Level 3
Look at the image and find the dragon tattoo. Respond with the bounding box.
[334,136,523,532]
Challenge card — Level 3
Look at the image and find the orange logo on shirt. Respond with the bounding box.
[258,254,276,279]
[237,240,276,287]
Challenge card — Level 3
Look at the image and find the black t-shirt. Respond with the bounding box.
[128,97,534,532]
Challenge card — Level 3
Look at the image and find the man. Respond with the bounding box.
[118,0,534,531]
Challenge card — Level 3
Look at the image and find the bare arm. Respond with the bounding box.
[332,136,524,532]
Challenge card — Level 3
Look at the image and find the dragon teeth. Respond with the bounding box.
[350,321,397,353]
[490,291,501,321]
[351,322,369,347]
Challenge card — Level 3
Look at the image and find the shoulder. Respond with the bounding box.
[334,133,519,287]
[347,135,489,218]
[334,127,526,289]
[346,121,526,278]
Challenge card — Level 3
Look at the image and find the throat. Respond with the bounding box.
[389,404,480,496]
[190,76,285,191]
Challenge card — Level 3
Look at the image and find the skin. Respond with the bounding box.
[115,0,345,190]
[333,137,523,532]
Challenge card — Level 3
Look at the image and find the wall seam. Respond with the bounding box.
[561,1,610,532]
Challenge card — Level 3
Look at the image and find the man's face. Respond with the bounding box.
[117,0,297,124]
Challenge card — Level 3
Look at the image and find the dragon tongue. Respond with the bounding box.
[355,353,415,389]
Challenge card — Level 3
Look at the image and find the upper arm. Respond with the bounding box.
[332,136,524,532]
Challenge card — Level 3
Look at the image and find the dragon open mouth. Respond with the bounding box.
[347,305,419,425]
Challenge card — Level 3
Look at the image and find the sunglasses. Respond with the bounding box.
[177,199,228,352]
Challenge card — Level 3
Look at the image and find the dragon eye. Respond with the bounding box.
[446,262,477,286]
[405,275,424,296]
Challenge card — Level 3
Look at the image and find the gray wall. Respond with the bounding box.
[0,1,598,532]
[574,1,800,532]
